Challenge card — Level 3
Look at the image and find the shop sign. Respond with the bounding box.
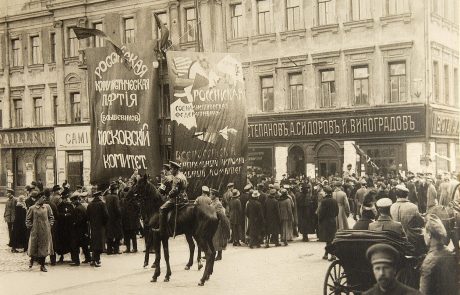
[248,106,425,141]
[431,111,460,138]
[55,126,91,150]
[0,129,55,148]
[247,147,273,176]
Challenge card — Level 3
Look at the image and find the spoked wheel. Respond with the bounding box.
[323,260,351,295]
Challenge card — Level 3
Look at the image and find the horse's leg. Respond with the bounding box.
[209,240,216,278]
[185,234,195,270]
[163,237,172,282]
[151,233,161,282]
[143,228,150,268]
[198,245,210,286]
[197,245,203,270]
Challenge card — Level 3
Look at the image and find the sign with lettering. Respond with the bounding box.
[55,126,91,150]
[0,129,55,148]
[247,147,273,177]
[431,111,460,138]
[167,51,248,196]
[86,41,161,184]
[248,106,426,141]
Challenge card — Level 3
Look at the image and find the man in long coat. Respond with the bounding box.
[121,192,140,253]
[245,190,264,248]
[240,184,252,244]
[296,183,316,241]
[228,189,243,246]
[332,182,350,230]
[318,186,339,261]
[69,193,91,265]
[42,189,59,265]
[87,191,109,266]
[4,188,16,247]
[56,191,74,262]
[278,189,294,246]
[105,182,123,255]
[264,189,281,247]
[426,177,438,210]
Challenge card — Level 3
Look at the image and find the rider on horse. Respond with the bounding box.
[157,161,188,236]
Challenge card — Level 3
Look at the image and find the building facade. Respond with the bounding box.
[0,0,459,195]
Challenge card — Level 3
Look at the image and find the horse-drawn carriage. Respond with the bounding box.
[323,230,422,295]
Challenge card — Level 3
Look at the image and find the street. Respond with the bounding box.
[0,203,333,295]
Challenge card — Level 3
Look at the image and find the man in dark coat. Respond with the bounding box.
[239,184,252,244]
[245,190,264,248]
[105,182,123,254]
[121,192,140,253]
[264,189,281,247]
[69,193,91,265]
[4,188,16,248]
[87,191,109,267]
[296,183,316,241]
[317,186,338,261]
[228,189,243,246]
[56,190,74,262]
[369,198,406,237]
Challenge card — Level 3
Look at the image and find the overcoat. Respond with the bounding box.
[26,204,54,257]
[71,203,90,247]
[87,197,109,252]
[245,198,264,241]
[264,195,280,235]
[56,200,74,255]
[228,197,242,225]
[317,196,338,242]
[333,189,350,230]
[105,193,123,239]
[11,204,27,249]
[278,195,294,240]
[211,198,230,251]
[426,184,438,209]
[296,191,316,234]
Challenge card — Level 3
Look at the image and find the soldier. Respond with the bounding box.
[157,161,188,236]
[195,186,212,206]
[369,198,406,237]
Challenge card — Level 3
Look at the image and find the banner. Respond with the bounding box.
[166,52,248,197]
[87,41,160,184]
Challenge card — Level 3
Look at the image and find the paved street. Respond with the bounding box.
[0,203,334,295]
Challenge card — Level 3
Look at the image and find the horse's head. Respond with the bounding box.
[134,174,163,212]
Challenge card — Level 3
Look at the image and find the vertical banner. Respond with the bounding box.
[166,52,247,197]
[87,41,160,184]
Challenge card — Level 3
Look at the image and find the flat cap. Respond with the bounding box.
[201,186,210,193]
[360,179,367,185]
[227,183,234,187]
[244,184,253,191]
[70,191,81,200]
[395,184,409,192]
[210,188,219,194]
[376,198,393,208]
[163,163,171,169]
[30,190,39,198]
[52,185,61,192]
[366,243,399,266]
[92,191,103,198]
[323,185,333,194]
[169,161,181,169]
[6,188,14,194]
[283,184,290,189]
[280,188,288,196]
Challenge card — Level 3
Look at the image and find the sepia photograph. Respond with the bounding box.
[0,0,459,294]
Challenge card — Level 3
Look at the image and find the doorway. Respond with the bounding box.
[67,152,83,190]
[288,145,305,177]
[316,143,340,178]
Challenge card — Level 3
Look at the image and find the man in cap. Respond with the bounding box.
[4,188,16,247]
[245,190,264,248]
[228,189,243,246]
[50,185,62,207]
[363,243,421,294]
[355,179,368,219]
[369,198,405,237]
[333,181,350,230]
[105,181,123,255]
[222,183,234,215]
[157,161,188,236]
[69,193,91,266]
[419,214,457,295]
[195,186,212,206]
[87,191,108,267]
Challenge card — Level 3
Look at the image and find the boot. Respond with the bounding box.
[40,258,47,272]
[215,251,222,261]
[29,258,34,268]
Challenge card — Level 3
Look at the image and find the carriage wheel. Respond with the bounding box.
[323,260,350,295]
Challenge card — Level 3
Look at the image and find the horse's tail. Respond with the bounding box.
[216,210,231,241]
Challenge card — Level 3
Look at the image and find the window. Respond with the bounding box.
[53,95,58,124]
[436,143,449,173]
[389,62,406,103]
[286,0,301,31]
[93,22,104,47]
[15,156,26,186]
[444,65,449,104]
[231,4,243,38]
[433,61,440,102]
[68,29,79,57]
[287,73,303,110]
[34,97,43,126]
[351,0,371,20]
[454,68,459,106]
[124,18,135,44]
[261,76,274,112]
[11,39,22,67]
[257,0,272,34]
[50,33,56,63]
[185,8,197,42]
[385,0,407,16]
[318,0,335,26]
[320,69,336,107]
[67,152,83,189]
[353,66,369,105]
[70,93,81,123]
[155,12,168,39]
[13,99,23,127]
[30,36,40,64]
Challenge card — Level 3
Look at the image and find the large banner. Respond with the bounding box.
[167,52,247,197]
[87,41,160,184]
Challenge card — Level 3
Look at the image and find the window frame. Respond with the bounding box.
[350,0,371,21]
[436,142,450,173]
[13,98,23,127]
[388,61,407,103]
[352,65,370,105]
[318,0,335,26]
[385,0,408,16]
[92,22,104,47]
[319,68,336,108]
[33,97,43,126]
[433,61,440,102]
[70,92,81,123]
[153,12,168,40]
[50,32,56,63]
[11,38,22,67]
[454,68,459,107]
[184,7,197,42]
[30,35,41,65]
[287,72,304,110]
[68,28,79,58]
[444,64,449,105]
[260,75,274,112]
[257,0,272,35]
[123,17,136,44]
[230,3,243,38]
[53,95,58,125]
[286,0,302,31]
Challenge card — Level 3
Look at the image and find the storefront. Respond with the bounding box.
[248,104,429,180]
[0,128,55,196]
[55,125,91,189]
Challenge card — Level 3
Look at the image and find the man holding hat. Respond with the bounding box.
[228,189,243,246]
[157,161,188,236]
[369,198,405,237]
[195,186,212,206]
[4,188,16,247]
[87,191,109,267]
[419,214,457,295]
[363,243,421,294]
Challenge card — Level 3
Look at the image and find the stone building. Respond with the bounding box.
[0,0,458,194]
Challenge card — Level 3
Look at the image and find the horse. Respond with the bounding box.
[134,174,219,286]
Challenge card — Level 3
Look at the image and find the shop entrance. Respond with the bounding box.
[316,142,341,178]
[67,152,83,189]
[288,145,305,177]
